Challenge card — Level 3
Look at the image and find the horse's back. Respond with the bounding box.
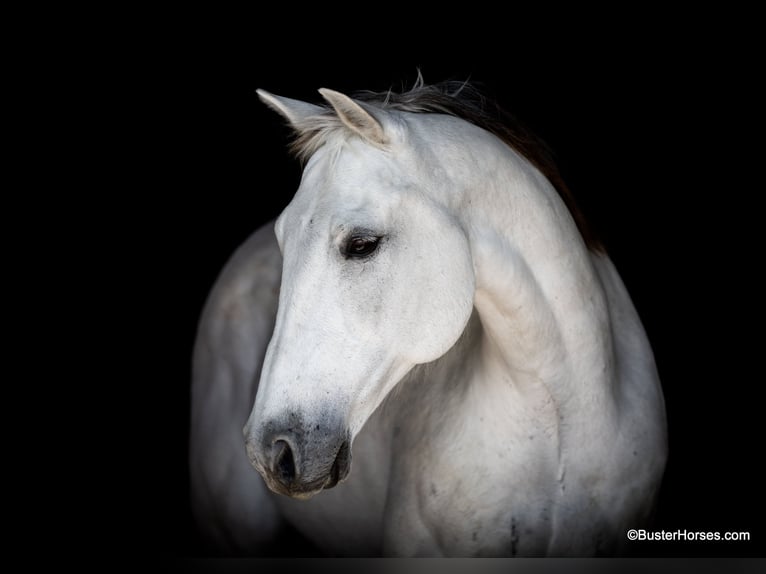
[189,222,284,553]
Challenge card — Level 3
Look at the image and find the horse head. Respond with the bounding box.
[243,89,475,498]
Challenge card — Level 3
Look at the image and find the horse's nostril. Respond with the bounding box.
[273,439,296,482]
[327,440,351,488]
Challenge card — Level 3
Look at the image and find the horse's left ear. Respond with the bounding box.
[256,89,324,129]
[318,88,388,146]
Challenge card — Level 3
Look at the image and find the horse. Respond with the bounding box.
[189,79,667,556]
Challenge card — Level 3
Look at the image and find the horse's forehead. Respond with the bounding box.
[295,143,410,214]
[326,140,405,185]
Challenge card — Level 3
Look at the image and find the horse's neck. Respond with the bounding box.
[455,141,619,453]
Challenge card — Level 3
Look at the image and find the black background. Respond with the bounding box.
[130,29,762,559]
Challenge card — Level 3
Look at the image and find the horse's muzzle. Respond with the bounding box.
[244,418,352,499]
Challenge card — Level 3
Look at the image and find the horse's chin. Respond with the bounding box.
[264,471,347,500]
[287,490,319,501]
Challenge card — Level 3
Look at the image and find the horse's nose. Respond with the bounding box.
[248,422,352,498]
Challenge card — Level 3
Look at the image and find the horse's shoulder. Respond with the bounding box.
[190,221,286,551]
[199,222,281,329]
[193,221,282,389]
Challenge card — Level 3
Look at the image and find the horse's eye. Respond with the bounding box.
[344,235,381,259]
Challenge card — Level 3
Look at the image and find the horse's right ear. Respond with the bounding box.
[256,89,324,129]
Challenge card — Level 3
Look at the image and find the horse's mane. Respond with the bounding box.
[289,77,602,252]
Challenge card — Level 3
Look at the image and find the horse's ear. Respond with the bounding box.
[318,88,388,146]
[256,89,324,128]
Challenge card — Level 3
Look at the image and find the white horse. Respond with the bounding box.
[189,80,667,556]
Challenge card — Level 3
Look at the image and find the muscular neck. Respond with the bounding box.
[451,130,619,454]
